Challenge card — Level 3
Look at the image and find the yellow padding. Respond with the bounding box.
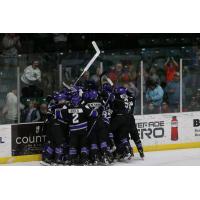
[0,154,41,164]
[133,142,200,152]
[1,142,200,164]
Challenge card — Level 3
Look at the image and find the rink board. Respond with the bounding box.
[1,112,200,164]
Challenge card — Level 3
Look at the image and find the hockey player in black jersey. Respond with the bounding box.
[41,92,69,165]
[110,86,132,160]
[100,83,116,154]
[126,90,144,158]
[83,89,112,165]
[61,89,98,165]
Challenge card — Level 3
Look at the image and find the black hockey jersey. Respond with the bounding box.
[111,93,130,115]
[83,97,103,116]
[46,102,67,123]
[61,101,93,132]
[127,91,136,114]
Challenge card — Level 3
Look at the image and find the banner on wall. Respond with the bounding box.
[11,122,47,156]
[1,111,200,160]
[0,125,12,157]
[193,118,200,136]
[134,111,200,146]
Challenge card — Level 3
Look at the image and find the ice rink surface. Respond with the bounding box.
[1,148,200,166]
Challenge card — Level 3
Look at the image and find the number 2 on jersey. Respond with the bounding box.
[72,113,79,123]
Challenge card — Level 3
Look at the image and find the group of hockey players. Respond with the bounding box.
[41,77,144,166]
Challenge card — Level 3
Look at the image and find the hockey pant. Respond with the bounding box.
[110,114,130,155]
[88,118,109,157]
[68,129,88,162]
[128,115,143,152]
[43,120,68,161]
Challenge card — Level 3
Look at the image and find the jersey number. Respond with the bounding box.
[124,98,129,109]
[124,99,133,110]
[72,113,79,124]
[125,101,129,109]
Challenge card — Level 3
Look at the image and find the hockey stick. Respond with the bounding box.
[74,41,100,85]
[62,82,71,90]
[99,71,114,92]
[105,76,114,86]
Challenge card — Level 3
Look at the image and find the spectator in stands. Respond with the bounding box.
[188,97,199,111]
[78,70,90,85]
[2,33,21,67]
[145,79,164,113]
[187,89,200,112]
[144,103,158,114]
[21,100,40,122]
[119,65,132,83]
[149,67,160,84]
[108,66,118,83]
[21,60,41,85]
[164,57,179,82]
[83,70,90,82]
[21,60,43,98]
[183,66,191,85]
[127,63,137,83]
[108,62,123,84]
[76,69,92,88]
[90,66,102,84]
[2,89,24,124]
[161,102,170,113]
[39,103,48,121]
[116,62,123,76]
[165,72,185,113]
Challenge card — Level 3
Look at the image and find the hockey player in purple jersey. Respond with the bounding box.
[83,89,112,165]
[61,89,98,165]
[109,86,132,160]
[41,92,68,165]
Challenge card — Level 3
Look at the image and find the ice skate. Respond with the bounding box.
[40,158,52,166]
[138,149,144,159]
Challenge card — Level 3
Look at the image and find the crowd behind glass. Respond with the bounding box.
[0,33,200,125]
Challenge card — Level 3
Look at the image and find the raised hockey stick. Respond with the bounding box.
[99,71,114,93]
[99,71,108,90]
[74,41,100,85]
[105,76,114,86]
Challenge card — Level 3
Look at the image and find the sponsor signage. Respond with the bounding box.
[0,137,5,144]
[11,123,47,156]
[133,112,200,147]
[1,111,200,160]
[137,121,165,139]
[193,119,200,136]
[0,125,12,158]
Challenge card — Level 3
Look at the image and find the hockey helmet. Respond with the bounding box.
[55,93,67,104]
[115,86,127,95]
[71,95,81,107]
[89,90,98,100]
[102,83,112,92]
[83,90,90,101]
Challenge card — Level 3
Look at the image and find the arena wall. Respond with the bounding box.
[1,112,200,164]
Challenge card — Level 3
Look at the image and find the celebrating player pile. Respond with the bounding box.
[40,42,144,166]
